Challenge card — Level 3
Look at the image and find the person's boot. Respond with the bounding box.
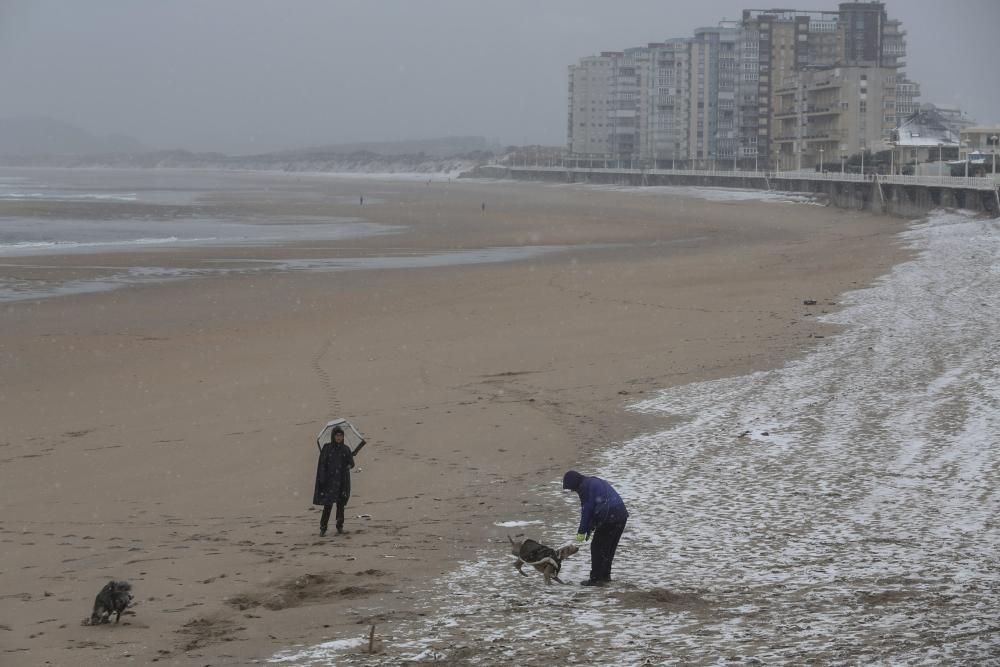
[580,579,604,587]
[336,524,344,534]
[319,527,327,537]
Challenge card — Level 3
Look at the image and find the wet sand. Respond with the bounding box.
[0,173,910,664]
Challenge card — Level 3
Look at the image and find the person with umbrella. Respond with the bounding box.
[313,425,365,536]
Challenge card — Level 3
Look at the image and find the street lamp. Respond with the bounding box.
[840,153,846,175]
[992,135,999,176]
[938,142,944,182]
[819,147,825,173]
[888,130,899,176]
[962,140,969,179]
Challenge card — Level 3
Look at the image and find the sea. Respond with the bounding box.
[0,168,562,302]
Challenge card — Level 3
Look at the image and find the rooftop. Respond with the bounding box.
[895,108,959,147]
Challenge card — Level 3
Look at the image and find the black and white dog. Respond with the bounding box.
[508,535,579,585]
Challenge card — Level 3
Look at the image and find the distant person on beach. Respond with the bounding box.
[481,202,486,212]
[313,426,363,536]
[360,195,364,205]
[562,470,629,586]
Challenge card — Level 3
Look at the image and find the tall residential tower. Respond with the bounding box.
[567,1,920,169]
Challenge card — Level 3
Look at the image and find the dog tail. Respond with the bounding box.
[507,534,514,545]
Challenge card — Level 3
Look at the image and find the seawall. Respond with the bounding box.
[465,165,1000,218]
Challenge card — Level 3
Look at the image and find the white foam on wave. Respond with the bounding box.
[281,210,1000,665]
[0,191,139,202]
[0,217,396,258]
[0,236,214,251]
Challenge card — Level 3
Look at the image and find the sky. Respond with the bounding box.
[1,0,997,154]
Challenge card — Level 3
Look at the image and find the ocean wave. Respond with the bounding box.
[0,236,216,252]
[0,191,139,201]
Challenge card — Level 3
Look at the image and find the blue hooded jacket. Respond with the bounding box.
[562,470,629,534]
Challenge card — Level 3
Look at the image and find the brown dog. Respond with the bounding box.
[508,535,579,585]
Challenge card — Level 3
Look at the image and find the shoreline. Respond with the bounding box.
[0,172,912,664]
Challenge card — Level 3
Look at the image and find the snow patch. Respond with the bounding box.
[277,210,1000,665]
[493,520,544,528]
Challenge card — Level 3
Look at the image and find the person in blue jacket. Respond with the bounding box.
[562,470,629,586]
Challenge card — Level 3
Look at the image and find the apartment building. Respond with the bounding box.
[567,49,647,159]
[568,54,613,156]
[739,8,842,168]
[881,18,920,121]
[692,25,741,166]
[567,1,919,169]
[639,39,692,165]
[747,2,920,168]
[774,66,895,170]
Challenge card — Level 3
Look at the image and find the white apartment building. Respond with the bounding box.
[568,54,613,156]
[568,49,647,159]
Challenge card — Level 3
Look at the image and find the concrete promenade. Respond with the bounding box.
[471,163,1000,217]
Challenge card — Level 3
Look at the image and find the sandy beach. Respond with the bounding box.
[0,171,912,664]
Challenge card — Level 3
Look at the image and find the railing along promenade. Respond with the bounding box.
[487,160,1000,216]
[505,162,999,191]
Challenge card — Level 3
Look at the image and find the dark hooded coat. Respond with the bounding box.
[313,440,354,506]
[562,470,629,535]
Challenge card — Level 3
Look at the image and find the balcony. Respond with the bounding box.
[804,130,844,141]
[805,105,839,116]
[810,80,839,90]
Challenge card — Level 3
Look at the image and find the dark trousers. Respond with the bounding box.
[320,500,346,532]
[590,518,627,582]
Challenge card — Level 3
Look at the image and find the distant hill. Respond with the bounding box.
[0,116,146,156]
[0,147,491,176]
[272,136,497,159]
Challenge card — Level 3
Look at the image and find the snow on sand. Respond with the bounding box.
[270,210,1000,665]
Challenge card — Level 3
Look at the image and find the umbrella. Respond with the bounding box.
[316,418,367,455]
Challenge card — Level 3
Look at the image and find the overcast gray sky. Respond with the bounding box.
[2,0,997,154]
